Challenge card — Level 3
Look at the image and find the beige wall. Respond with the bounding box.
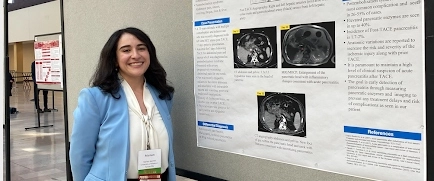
[13,43,23,73]
[8,45,14,71]
[8,0,61,43]
[8,42,33,82]
[22,42,35,73]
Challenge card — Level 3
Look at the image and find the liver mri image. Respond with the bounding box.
[282,25,334,66]
[259,93,305,136]
[236,33,273,68]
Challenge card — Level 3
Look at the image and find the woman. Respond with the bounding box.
[70,27,175,181]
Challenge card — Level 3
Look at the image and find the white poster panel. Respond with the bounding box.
[193,0,426,181]
[34,40,62,84]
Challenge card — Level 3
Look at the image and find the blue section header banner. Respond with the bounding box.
[194,17,230,27]
[198,121,234,131]
[344,126,421,141]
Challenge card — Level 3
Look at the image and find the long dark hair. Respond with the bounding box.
[90,27,174,99]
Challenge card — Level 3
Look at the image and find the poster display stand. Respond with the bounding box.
[25,33,63,130]
[193,1,427,180]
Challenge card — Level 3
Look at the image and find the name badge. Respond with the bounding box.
[138,149,162,180]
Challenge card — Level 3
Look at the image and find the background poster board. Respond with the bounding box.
[193,0,426,181]
[34,33,63,90]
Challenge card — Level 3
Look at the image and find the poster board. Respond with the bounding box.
[34,33,63,90]
[193,0,426,181]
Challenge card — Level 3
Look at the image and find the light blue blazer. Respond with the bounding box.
[70,84,176,181]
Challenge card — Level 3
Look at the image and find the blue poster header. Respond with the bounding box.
[194,17,230,27]
[344,126,421,141]
[198,121,234,131]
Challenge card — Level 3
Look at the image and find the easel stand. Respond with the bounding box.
[24,111,54,130]
[25,88,54,130]
[51,90,58,112]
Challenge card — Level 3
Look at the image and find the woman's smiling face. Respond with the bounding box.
[116,33,150,81]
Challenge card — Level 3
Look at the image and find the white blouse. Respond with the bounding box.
[121,80,169,179]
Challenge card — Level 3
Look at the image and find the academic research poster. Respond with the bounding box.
[193,0,426,180]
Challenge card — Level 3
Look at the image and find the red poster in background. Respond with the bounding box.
[34,40,62,84]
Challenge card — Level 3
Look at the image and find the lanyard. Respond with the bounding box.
[130,105,157,150]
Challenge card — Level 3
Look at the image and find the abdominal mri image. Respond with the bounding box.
[281,22,336,68]
[234,27,277,68]
[258,92,306,137]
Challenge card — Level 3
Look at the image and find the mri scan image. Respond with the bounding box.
[258,93,306,137]
[282,25,334,67]
[233,27,277,68]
